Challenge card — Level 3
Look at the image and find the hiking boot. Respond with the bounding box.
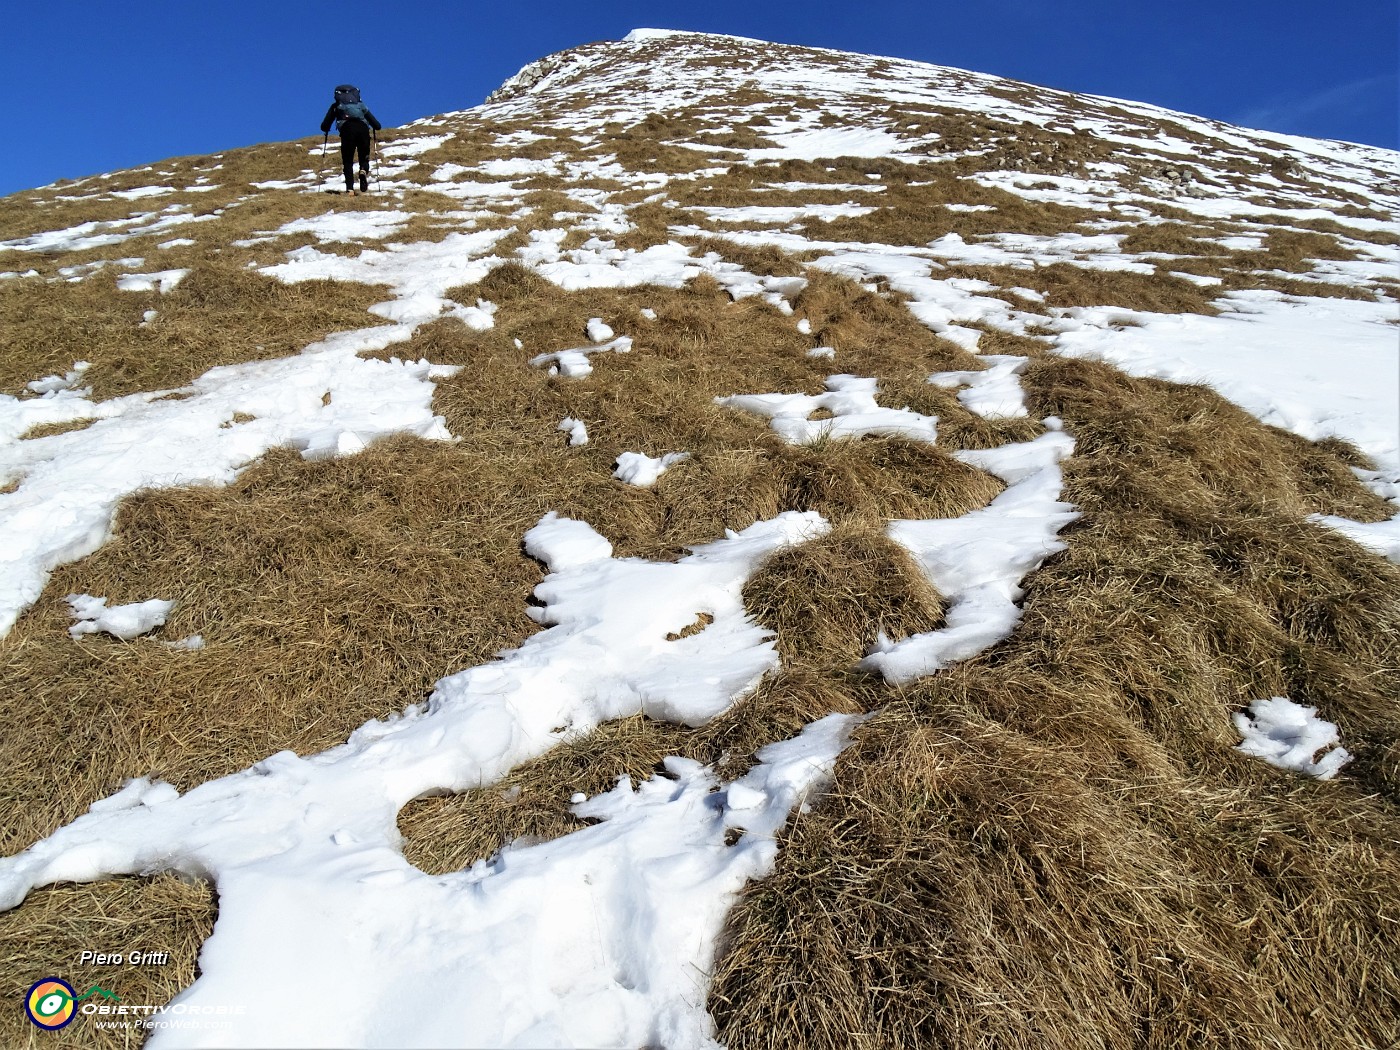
[359,172,369,193]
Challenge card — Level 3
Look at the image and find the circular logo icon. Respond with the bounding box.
[26,978,77,1030]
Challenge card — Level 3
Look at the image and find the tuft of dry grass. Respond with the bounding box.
[742,524,945,670]
[399,715,694,876]
[793,270,976,367]
[1293,216,1400,247]
[691,236,812,277]
[1008,262,1220,315]
[401,668,870,879]
[18,418,98,441]
[713,704,1400,1050]
[1028,356,1394,523]
[0,876,214,1050]
[1119,223,1232,257]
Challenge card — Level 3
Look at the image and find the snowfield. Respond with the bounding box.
[0,25,1395,1049]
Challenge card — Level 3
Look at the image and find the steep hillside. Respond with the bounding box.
[2,28,1398,1049]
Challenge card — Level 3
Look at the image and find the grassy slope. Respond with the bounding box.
[2,34,1398,1049]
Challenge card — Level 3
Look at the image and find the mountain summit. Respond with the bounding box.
[1,30,1398,1050]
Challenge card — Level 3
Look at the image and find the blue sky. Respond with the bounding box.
[3,0,1395,197]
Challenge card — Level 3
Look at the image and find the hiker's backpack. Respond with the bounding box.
[333,84,369,126]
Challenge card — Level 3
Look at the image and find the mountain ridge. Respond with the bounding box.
[496,28,1400,158]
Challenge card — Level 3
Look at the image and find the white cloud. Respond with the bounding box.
[1234,73,1398,145]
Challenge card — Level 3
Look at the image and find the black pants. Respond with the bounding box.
[339,123,372,191]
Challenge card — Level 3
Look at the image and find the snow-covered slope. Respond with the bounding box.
[485,28,1400,457]
[1,29,1398,1050]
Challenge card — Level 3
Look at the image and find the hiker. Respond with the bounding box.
[320,84,382,195]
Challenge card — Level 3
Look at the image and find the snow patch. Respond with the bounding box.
[614,451,690,487]
[1234,697,1352,780]
[0,209,217,255]
[717,374,938,445]
[115,269,189,294]
[0,511,835,1046]
[531,336,633,378]
[928,354,1030,418]
[0,335,458,638]
[558,417,589,446]
[243,210,412,245]
[1309,468,1400,563]
[260,229,509,326]
[26,363,91,396]
[1050,291,1400,470]
[863,430,1080,682]
[67,594,174,641]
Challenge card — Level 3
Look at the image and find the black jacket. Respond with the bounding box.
[321,102,382,135]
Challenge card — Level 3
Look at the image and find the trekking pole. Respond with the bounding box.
[373,131,382,192]
[320,132,329,189]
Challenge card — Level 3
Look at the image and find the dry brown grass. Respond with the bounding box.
[411,132,520,174]
[0,189,219,250]
[0,138,335,249]
[917,255,1226,319]
[1039,263,1222,314]
[1144,220,1387,301]
[812,186,1094,245]
[598,106,747,171]
[1239,274,1381,302]
[1031,356,1394,524]
[690,237,811,277]
[713,706,1400,1050]
[0,262,385,400]
[792,270,976,366]
[710,354,1400,1050]
[743,524,946,669]
[1294,216,1400,246]
[401,668,867,878]
[3,35,1399,1050]
[0,876,213,1050]
[18,418,97,441]
[1,438,541,854]
[0,263,997,856]
[0,256,1010,1048]
[1216,228,1360,277]
[400,715,694,875]
[666,159,1112,247]
[1119,223,1233,257]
